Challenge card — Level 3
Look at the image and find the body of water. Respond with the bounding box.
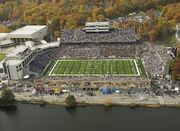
[0,104,180,131]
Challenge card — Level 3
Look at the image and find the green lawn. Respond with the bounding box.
[45,59,145,77]
[0,52,6,62]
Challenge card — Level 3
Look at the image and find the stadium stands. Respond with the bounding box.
[139,44,171,77]
[60,28,136,44]
[29,27,172,80]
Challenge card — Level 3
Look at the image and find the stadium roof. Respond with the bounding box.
[31,41,59,50]
[9,25,47,35]
[86,22,109,26]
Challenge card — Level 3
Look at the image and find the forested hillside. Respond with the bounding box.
[0,0,179,37]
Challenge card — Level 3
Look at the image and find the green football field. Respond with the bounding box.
[45,59,147,77]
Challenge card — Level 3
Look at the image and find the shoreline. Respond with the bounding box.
[15,98,180,109]
[8,91,180,109]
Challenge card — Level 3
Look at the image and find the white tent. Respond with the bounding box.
[23,75,30,79]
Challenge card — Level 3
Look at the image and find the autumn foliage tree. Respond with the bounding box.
[0,0,179,38]
[171,60,180,80]
[0,24,10,32]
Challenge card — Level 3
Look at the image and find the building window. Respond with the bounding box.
[0,68,3,73]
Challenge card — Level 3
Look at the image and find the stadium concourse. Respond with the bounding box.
[29,27,172,89]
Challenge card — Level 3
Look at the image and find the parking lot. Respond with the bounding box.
[0,78,179,106]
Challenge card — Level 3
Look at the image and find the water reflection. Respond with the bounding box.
[65,106,77,114]
[0,104,180,131]
[103,106,112,113]
[0,105,17,115]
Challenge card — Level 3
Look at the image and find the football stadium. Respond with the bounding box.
[23,22,171,89]
[0,22,173,89]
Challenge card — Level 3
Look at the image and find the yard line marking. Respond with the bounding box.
[134,59,140,76]
[110,60,112,74]
[49,60,59,76]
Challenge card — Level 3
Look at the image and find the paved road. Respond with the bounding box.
[158,96,164,104]
[13,92,180,106]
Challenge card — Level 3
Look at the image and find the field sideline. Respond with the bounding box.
[44,59,147,77]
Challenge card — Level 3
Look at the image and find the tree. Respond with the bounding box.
[0,24,10,33]
[65,95,76,107]
[171,60,180,80]
[1,88,15,101]
[103,97,112,107]
[0,88,15,106]
[148,28,158,42]
[97,14,105,21]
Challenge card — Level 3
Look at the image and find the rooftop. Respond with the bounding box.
[86,22,109,26]
[31,41,59,50]
[9,25,47,35]
[1,41,59,58]
[6,59,22,66]
[0,33,8,39]
[2,45,28,57]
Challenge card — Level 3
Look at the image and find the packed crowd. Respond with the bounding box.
[139,44,172,77]
[99,44,139,57]
[29,49,58,73]
[60,28,136,43]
